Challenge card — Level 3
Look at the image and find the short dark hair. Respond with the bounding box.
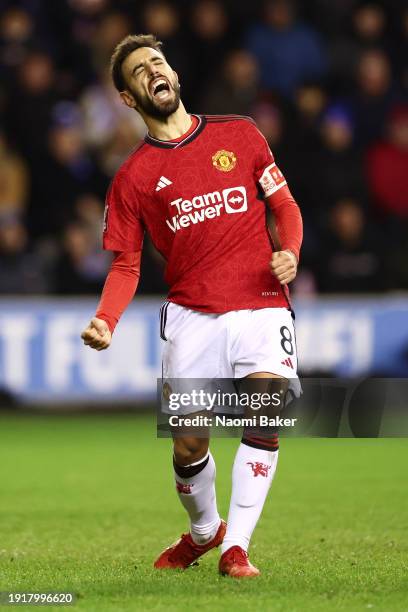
[110,33,164,92]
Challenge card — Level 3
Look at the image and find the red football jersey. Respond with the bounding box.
[103,114,292,313]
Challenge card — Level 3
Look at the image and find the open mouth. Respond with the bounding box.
[151,78,171,100]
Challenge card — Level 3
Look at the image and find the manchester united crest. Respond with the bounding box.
[212,150,237,172]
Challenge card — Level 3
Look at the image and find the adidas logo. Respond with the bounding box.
[156,176,172,191]
[281,357,294,369]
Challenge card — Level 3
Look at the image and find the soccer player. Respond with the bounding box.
[81,34,302,578]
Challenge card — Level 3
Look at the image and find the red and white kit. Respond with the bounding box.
[98,114,302,383]
[96,112,303,573]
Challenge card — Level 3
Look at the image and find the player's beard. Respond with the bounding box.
[130,79,181,120]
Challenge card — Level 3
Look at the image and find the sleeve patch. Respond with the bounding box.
[103,203,109,232]
[259,163,287,197]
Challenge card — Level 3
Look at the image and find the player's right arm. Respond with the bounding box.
[81,168,145,350]
[81,250,141,350]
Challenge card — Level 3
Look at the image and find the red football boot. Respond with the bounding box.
[154,520,227,569]
[219,546,260,578]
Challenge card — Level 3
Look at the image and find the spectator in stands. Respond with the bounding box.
[252,102,283,151]
[353,3,388,46]
[69,0,110,17]
[351,48,398,147]
[366,104,408,219]
[189,0,231,103]
[304,104,366,215]
[0,130,29,217]
[80,67,145,174]
[5,50,58,160]
[53,220,110,294]
[393,5,408,86]
[29,102,108,237]
[294,82,327,130]
[66,0,111,43]
[280,82,327,204]
[0,7,35,85]
[74,193,105,245]
[142,1,192,104]
[306,0,357,37]
[42,0,101,92]
[90,11,130,76]
[246,0,326,98]
[328,2,388,95]
[203,49,259,116]
[99,114,146,177]
[317,198,384,293]
[0,215,48,294]
[142,0,181,41]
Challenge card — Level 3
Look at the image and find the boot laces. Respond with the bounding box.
[229,546,249,566]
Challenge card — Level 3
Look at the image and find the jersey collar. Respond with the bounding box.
[144,114,206,149]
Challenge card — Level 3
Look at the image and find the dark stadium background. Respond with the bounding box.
[1,0,407,294]
[0,0,407,406]
[0,0,406,400]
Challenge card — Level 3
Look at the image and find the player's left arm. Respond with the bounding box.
[266,184,303,285]
[251,121,303,285]
[81,168,145,350]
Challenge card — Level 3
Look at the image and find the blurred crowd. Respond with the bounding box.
[0,0,407,297]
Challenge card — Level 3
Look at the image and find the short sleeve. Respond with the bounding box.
[102,170,145,252]
[250,123,288,198]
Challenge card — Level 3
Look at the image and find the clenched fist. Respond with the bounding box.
[270,250,298,285]
[81,317,112,351]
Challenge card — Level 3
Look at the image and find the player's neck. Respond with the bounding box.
[143,103,192,141]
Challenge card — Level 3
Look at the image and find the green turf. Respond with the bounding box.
[0,413,407,612]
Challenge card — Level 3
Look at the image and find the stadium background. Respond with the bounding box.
[0,0,408,403]
[1,2,407,610]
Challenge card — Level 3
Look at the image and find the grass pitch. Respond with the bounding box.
[0,413,407,611]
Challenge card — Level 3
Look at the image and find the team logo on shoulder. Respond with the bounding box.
[212,150,236,172]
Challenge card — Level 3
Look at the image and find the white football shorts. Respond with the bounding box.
[160,302,300,415]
